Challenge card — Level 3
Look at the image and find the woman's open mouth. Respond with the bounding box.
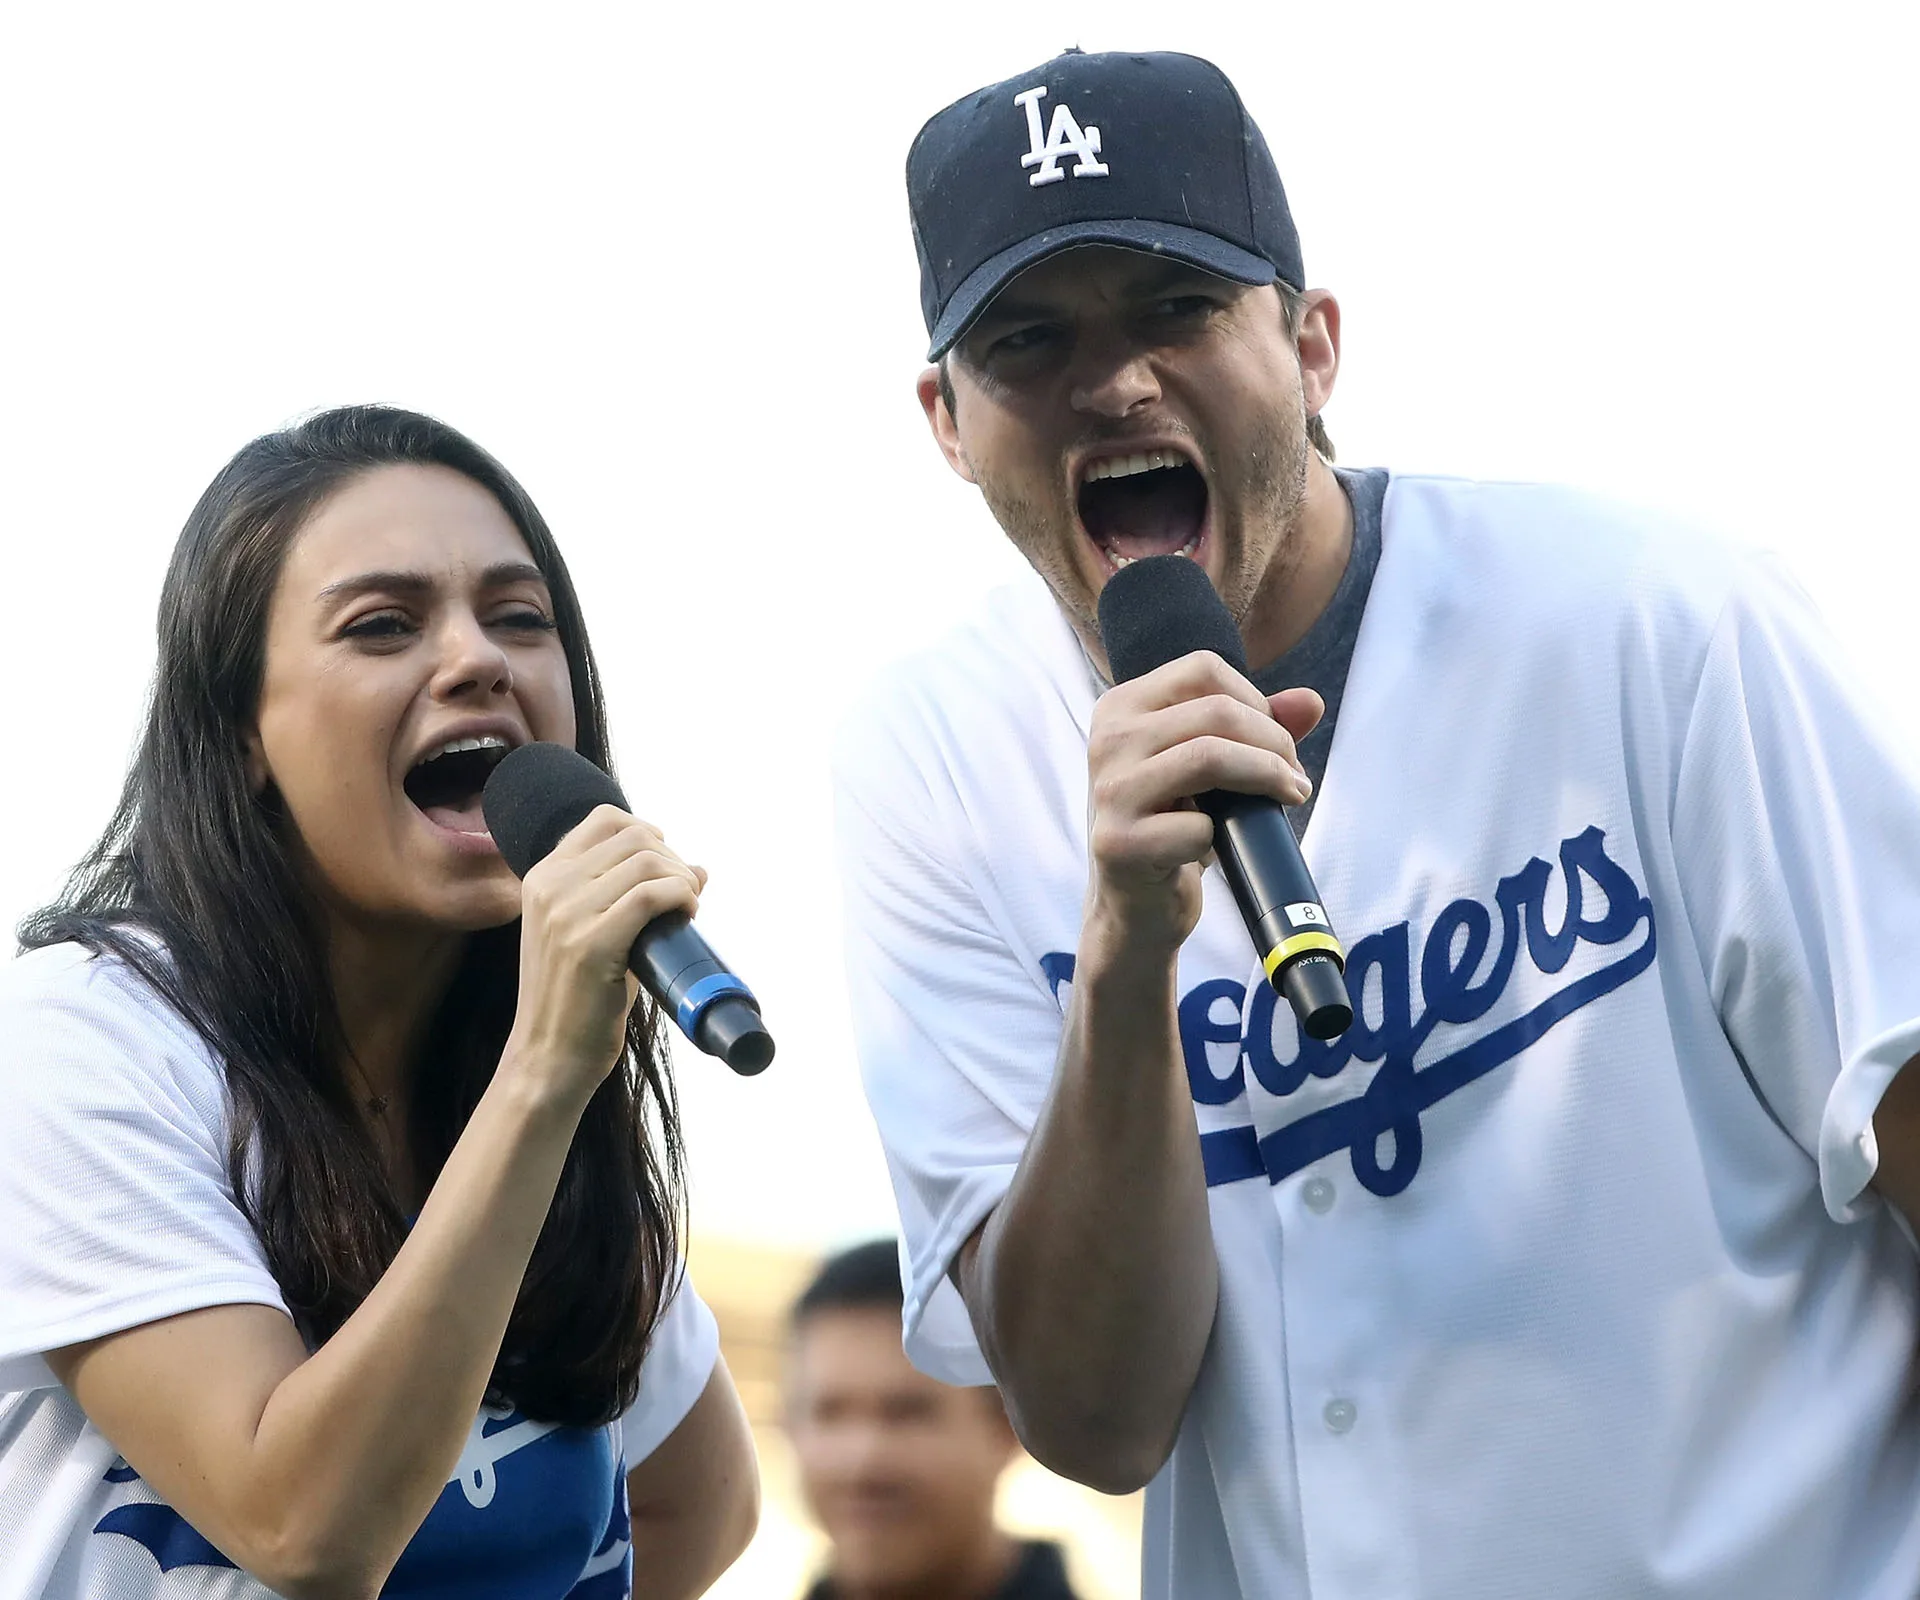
[1077,448,1208,571]
[403,736,513,838]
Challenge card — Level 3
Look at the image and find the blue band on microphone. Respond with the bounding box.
[675,972,755,1036]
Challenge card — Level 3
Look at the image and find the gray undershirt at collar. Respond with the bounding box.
[1251,465,1388,833]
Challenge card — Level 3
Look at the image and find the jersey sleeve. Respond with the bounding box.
[1668,555,1920,1224]
[615,1269,720,1465]
[835,712,1069,1387]
[0,947,289,1394]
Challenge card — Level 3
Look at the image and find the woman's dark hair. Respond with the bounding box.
[19,405,682,1426]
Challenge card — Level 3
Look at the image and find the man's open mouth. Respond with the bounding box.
[1077,448,1208,569]
[403,736,513,834]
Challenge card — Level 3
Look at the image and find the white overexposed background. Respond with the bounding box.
[2,1,1916,1589]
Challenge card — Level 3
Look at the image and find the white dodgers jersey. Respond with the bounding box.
[836,475,1920,1599]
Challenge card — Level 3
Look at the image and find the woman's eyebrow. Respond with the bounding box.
[316,561,549,604]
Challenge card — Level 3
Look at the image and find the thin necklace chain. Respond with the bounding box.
[342,1047,390,1120]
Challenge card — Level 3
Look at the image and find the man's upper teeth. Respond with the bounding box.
[1085,449,1186,483]
[416,735,508,767]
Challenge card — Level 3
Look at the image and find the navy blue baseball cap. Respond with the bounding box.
[908,49,1303,361]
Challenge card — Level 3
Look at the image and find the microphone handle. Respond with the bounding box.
[628,912,776,1076]
[1200,791,1353,1041]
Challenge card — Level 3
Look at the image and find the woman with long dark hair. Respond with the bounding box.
[0,405,759,1597]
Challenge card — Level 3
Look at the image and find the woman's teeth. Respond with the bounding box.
[412,733,510,769]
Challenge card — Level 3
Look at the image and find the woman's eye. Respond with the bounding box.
[342,612,413,640]
[494,609,557,632]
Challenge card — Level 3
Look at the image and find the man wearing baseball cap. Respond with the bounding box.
[836,47,1920,1598]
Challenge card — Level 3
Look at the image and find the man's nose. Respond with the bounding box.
[1069,334,1162,418]
[816,1416,906,1490]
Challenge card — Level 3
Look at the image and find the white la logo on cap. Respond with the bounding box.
[1013,85,1110,187]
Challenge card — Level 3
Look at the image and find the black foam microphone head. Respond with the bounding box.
[1096,554,1248,684]
[482,743,628,879]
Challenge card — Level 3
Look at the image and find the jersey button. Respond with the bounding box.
[1323,1398,1358,1435]
[1302,1177,1336,1214]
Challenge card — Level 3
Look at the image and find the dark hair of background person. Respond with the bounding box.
[18,404,683,1428]
[937,281,1336,461]
[791,1238,906,1325]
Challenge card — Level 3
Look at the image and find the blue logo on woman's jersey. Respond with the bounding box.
[1042,824,1657,1198]
[93,1404,629,1596]
[93,1502,233,1574]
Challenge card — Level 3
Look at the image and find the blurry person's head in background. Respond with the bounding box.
[784,1238,1079,1600]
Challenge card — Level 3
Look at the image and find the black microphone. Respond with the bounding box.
[1097,556,1353,1041]
[482,743,775,1075]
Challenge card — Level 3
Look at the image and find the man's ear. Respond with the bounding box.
[916,365,979,485]
[1294,289,1342,423]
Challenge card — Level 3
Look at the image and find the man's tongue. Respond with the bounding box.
[1082,468,1205,562]
[423,793,490,835]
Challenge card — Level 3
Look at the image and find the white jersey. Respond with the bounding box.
[0,941,720,1600]
[835,474,1920,1599]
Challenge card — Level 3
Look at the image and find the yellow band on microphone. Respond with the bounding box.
[1262,930,1345,981]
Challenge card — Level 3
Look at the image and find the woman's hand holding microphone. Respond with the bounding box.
[503,805,706,1109]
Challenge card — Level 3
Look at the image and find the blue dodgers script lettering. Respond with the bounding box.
[1042,825,1656,1199]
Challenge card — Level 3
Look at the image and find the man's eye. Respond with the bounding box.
[1153,295,1217,319]
[990,324,1061,357]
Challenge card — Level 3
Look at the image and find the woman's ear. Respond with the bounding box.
[242,729,269,797]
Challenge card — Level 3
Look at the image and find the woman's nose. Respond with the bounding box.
[431,615,513,699]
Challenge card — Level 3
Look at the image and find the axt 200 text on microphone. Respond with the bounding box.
[1097,555,1353,1042]
[482,743,776,1075]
